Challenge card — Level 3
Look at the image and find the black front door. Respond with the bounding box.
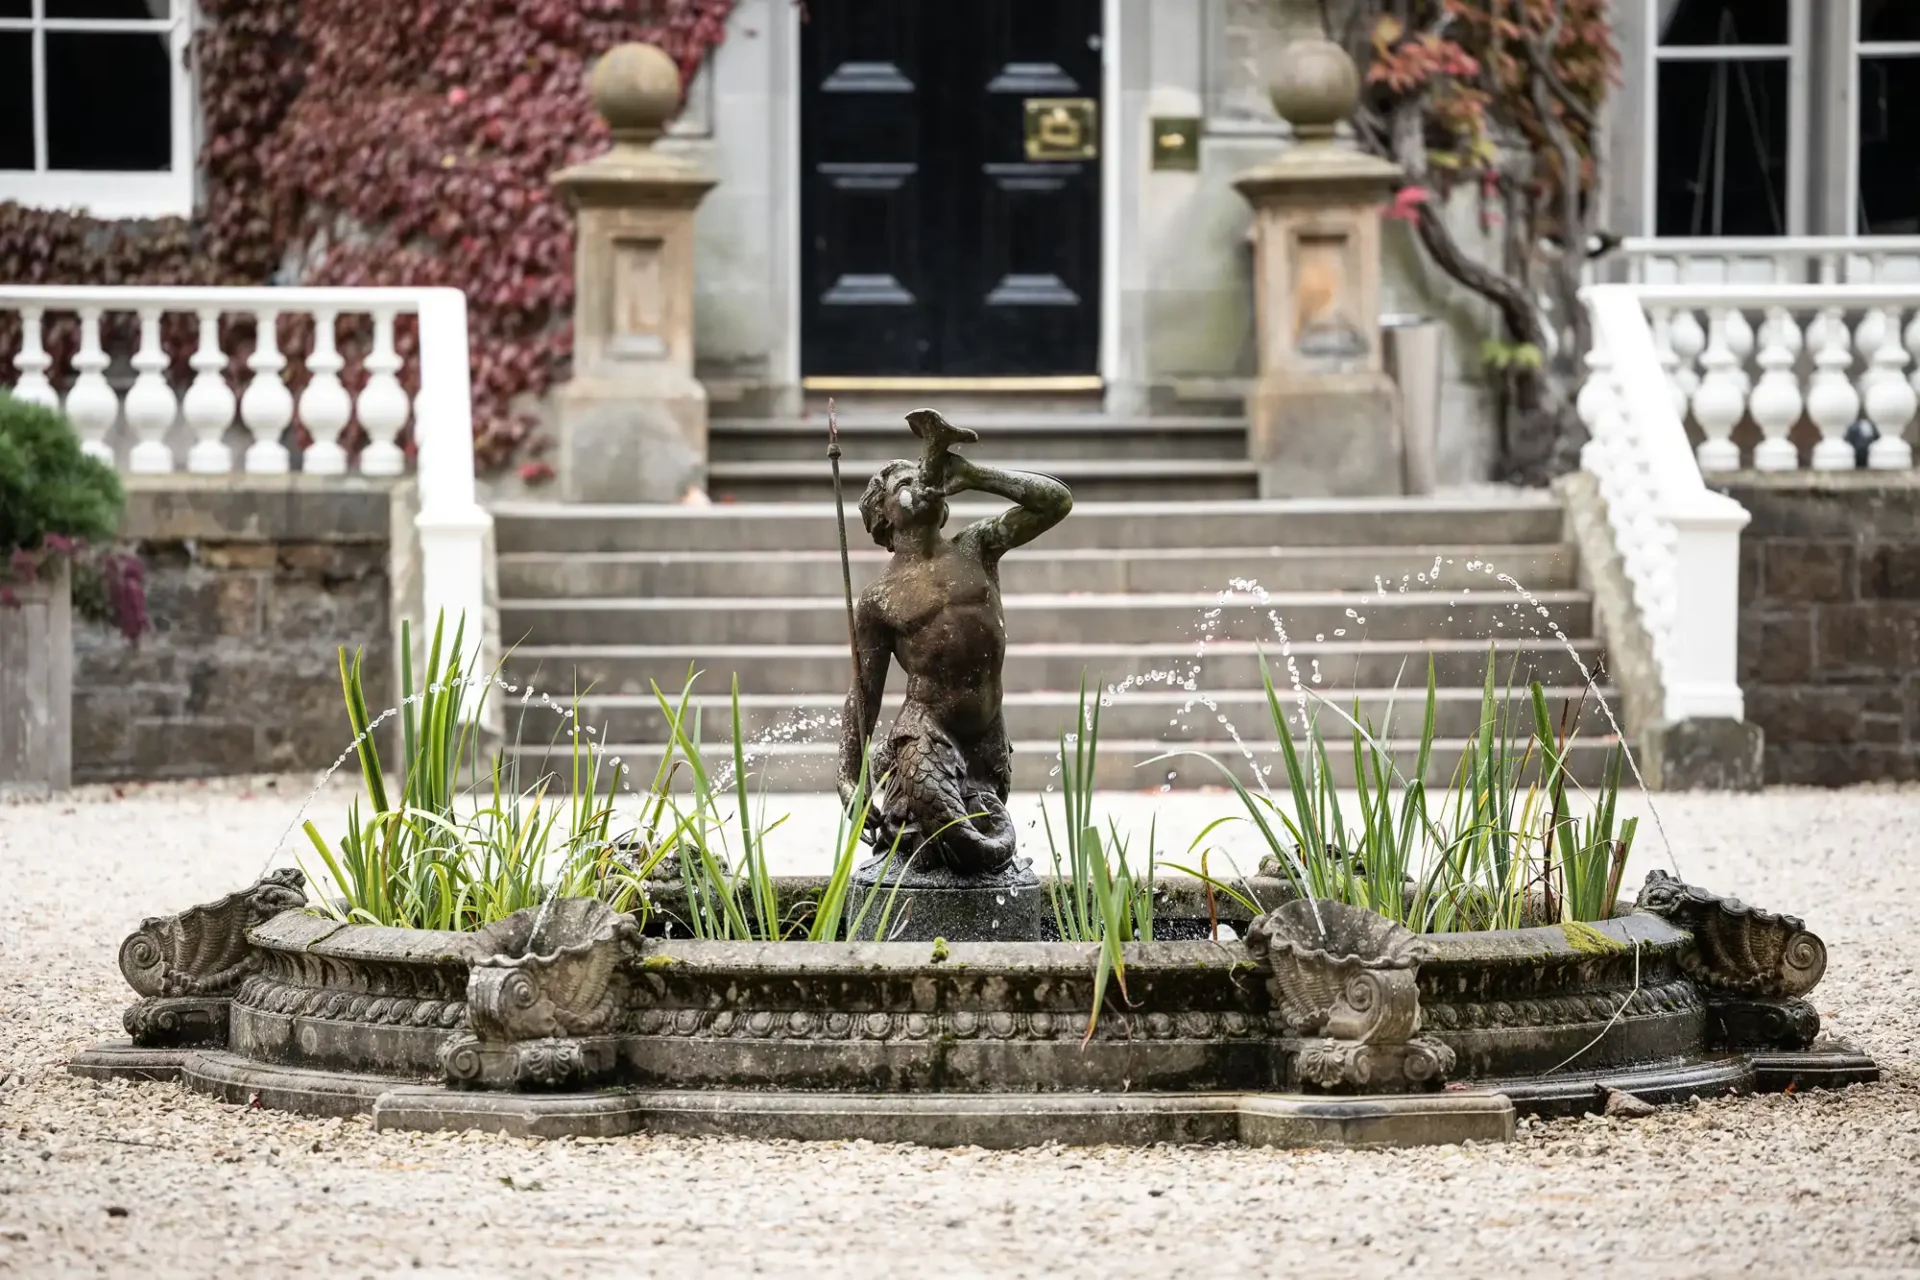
[801,0,1103,378]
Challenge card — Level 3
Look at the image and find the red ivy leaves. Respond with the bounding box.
[1362,0,1616,221]
[0,0,738,471]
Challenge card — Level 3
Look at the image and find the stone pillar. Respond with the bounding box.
[1233,35,1405,498]
[553,44,717,504]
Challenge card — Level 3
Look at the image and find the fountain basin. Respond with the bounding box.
[70,872,1877,1146]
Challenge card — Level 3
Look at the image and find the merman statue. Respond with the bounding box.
[831,408,1072,935]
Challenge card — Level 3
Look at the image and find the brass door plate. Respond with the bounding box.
[1151,116,1200,171]
[1024,98,1098,161]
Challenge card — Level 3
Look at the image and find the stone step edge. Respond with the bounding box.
[503,637,1605,658]
[709,458,1260,479]
[494,542,1576,566]
[548,685,1611,708]
[711,416,1247,433]
[501,735,1626,757]
[489,494,1563,520]
[498,588,1592,612]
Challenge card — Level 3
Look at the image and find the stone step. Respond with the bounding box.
[707,458,1260,504]
[498,590,1592,648]
[495,543,1578,599]
[491,497,1567,555]
[526,686,1618,746]
[502,734,1627,793]
[502,637,1606,699]
[711,415,1248,463]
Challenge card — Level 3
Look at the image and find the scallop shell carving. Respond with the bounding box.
[117,869,308,998]
[467,898,638,1042]
[1634,870,1827,997]
[1244,899,1427,1036]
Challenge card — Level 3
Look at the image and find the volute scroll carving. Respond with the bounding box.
[1634,870,1827,998]
[1245,899,1455,1092]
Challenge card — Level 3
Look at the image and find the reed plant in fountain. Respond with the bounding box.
[1170,650,1636,934]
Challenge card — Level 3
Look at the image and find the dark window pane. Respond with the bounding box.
[1862,0,1920,42]
[46,1,171,18]
[1659,0,1788,46]
[1656,58,1788,236]
[0,33,30,170]
[46,31,171,171]
[1859,57,1920,234]
[0,1,30,18]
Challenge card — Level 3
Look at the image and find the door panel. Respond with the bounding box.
[801,0,1102,377]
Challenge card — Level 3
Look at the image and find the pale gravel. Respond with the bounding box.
[2,777,1918,1279]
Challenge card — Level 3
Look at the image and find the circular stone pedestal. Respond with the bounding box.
[843,856,1043,941]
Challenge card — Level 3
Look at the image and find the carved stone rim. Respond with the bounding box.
[243,913,1692,976]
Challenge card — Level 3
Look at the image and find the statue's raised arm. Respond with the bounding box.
[903,409,1073,562]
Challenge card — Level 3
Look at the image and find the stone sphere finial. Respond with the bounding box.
[1268,36,1361,142]
[589,43,682,145]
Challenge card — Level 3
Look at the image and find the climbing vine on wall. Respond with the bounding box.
[0,0,736,471]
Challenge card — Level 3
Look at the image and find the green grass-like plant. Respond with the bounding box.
[1168,649,1636,934]
[300,613,660,930]
[1041,676,1158,1039]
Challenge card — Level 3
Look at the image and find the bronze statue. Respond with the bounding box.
[835,409,1072,877]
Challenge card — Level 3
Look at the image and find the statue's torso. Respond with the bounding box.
[875,538,1005,739]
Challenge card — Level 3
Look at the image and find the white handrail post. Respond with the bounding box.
[411,289,493,674]
[1662,490,1750,722]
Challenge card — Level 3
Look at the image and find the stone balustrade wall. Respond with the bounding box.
[1718,473,1920,785]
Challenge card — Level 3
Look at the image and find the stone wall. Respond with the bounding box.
[73,478,415,782]
[1717,474,1920,786]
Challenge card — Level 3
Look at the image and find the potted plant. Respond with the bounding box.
[0,390,147,794]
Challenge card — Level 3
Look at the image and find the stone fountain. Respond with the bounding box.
[69,411,1879,1146]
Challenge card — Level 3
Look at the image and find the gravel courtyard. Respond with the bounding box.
[2,778,1917,1278]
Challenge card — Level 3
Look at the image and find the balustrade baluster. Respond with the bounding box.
[1904,309,1920,402]
[183,308,237,473]
[1690,308,1746,470]
[1807,307,1863,471]
[1669,308,1706,405]
[299,310,352,475]
[357,307,410,477]
[1650,309,1690,418]
[123,308,177,474]
[1855,308,1888,410]
[1725,307,1755,396]
[240,311,294,474]
[1749,308,1804,471]
[65,308,119,467]
[1865,306,1917,469]
[10,307,57,410]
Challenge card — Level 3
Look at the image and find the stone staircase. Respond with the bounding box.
[706,412,1260,503]
[492,494,1621,791]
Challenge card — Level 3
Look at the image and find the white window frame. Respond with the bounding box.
[1848,0,1920,235]
[0,0,195,219]
[1642,0,1809,238]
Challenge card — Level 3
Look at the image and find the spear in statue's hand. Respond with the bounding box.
[828,399,866,765]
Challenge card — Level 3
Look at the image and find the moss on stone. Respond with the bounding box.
[641,954,678,970]
[931,937,951,963]
[1559,920,1626,955]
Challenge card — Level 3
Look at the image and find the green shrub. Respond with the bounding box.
[0,391,123,551]
[0,391,145,640]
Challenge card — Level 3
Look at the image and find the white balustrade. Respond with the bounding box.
[1614,235,1920,287]
[1580,285,1752,724]
[1594,284,1920,474]
[0,284,489,639]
